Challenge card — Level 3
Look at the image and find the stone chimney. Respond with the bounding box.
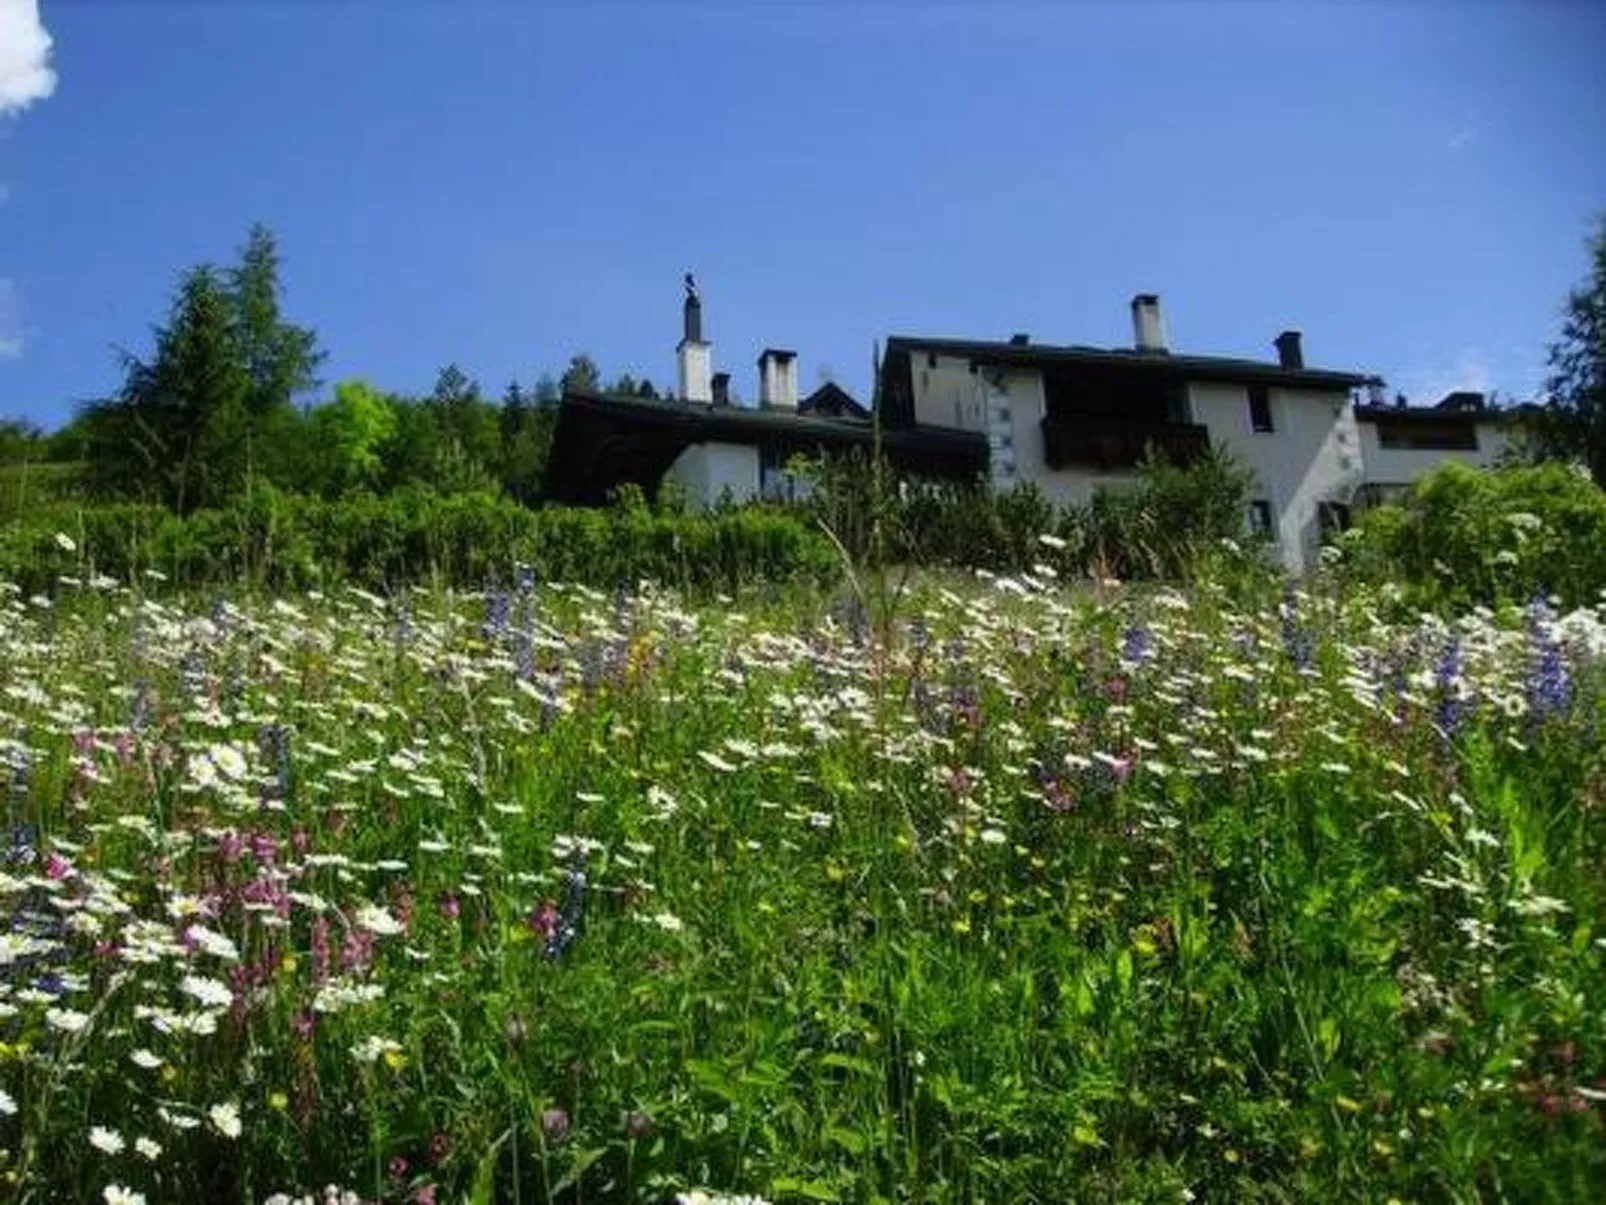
[711,371,731,407]
[1274,330,1304,370]
[677,274,712,403]
[757,348,798,411]
[1131,294,1166,353]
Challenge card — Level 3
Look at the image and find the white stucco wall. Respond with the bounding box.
[904,352,1369,571]
[1188,382,1362,573]
[1355,419,1511,492]
[912,360,1142,505]
[911,354,988,431]
[666,441,760,507]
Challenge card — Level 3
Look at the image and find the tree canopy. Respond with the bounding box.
[1541,215,1606,486]
[18,224,666,509]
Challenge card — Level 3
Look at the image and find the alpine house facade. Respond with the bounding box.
[542,282,986,508]
[878,295,1382,572]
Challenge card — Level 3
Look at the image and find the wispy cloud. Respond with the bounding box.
[1446,115,1479,153]
[1397,347,1492,406]
[0,0,57,118]
[0,278,24,359]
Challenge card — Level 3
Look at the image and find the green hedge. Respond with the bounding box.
[0,486,839,595]
[1339,460,1606,610]
[798,444,1259,581]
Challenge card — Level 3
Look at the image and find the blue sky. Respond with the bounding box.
[2,1,1604,428]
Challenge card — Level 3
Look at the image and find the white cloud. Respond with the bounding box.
[1446,111,1480,153]
[1397,348,1491,406]
[0,0,57,117]
[0,278,23,358]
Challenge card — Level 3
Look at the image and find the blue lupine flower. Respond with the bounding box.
[1525,596,1572,721]
[1435,637,1464,736]
[1121,625,1153,664]
[33,971,64,997]
[482,589,511,642]
[543,865,586,961]
[257,723,292,801]
[5,822,36,867]
[513,631,536,682]
[129,680,153,733]
[1279,588,1313,672]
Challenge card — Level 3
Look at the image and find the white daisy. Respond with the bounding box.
[89,1126,125,1155]
[207,1101,242,1139]
[45,1007,91,1034]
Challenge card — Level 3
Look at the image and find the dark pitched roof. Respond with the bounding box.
[1353,404,1520,426]
[882,334,1380,392]
[798,381,871,422]
[542,388,986,505]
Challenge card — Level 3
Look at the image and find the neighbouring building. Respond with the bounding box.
[878,295,1380,572]
[542,282,985,507]
[543,281,1532,575]
[1352,390,1520,506]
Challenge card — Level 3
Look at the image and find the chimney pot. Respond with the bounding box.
[1274,330,1304,370]
[1131,294,1167,352]
[711,372,730,406]
[757,348,798,410]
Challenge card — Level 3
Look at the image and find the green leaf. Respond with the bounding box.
[826,1124,869,1155]
[468,1127,511,1205]
[551,1145,608,1195]
[818,1052,876,1076]
[770,1176,841,1201]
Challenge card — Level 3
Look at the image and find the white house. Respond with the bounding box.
[543,283,986,508]
[1352,391,1519,506]
[878,296,1379,572]
[546,283,1532,576]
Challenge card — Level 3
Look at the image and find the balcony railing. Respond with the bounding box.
[1041,417,1210,471]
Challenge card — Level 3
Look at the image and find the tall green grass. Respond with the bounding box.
[0,568,1601,1203]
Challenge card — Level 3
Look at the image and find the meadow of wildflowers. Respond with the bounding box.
[0,565,1603,1202]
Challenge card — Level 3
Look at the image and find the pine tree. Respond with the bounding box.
[98,266,249,511]
[1541,216,1606,485]
[229,224,323,418]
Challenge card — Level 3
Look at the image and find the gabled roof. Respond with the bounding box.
[883,334,1380,391]
[799,381,871,422]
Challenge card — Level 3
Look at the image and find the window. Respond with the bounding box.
[1374,420,1478,451]
[1317,501,1351,537]
[1249,499,1273,536]
[1248,385,1274,433]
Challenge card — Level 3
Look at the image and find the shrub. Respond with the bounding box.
[0,487,837,596]
[799,444,1255,582]
[1340,461,1606,610]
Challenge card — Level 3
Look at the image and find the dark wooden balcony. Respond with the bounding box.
[1041,416,1210,471]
